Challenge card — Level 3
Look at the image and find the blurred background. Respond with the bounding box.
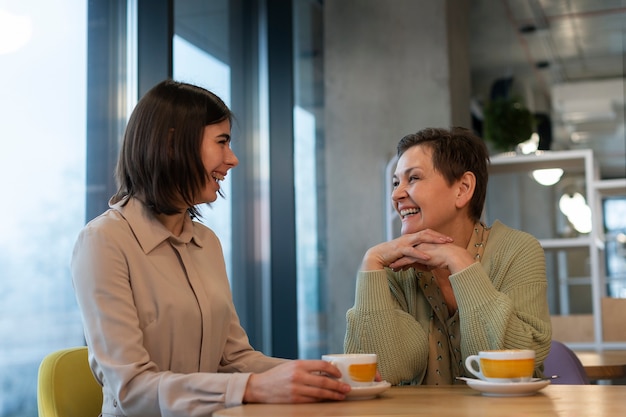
[0,1,624,415]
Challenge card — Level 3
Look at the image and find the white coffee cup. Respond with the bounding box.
[465,349,535,382]
[322,353,377,387]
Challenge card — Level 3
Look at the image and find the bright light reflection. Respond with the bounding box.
[0,9,33,54]
[518,132,539,154]
[559,192,592,234]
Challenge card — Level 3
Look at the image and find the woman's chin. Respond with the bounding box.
[401,222,426,235]
[196,192,218,205]
[401,226,415,235]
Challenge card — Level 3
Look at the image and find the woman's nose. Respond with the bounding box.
[391,184,405,201]
[226,148,239,168]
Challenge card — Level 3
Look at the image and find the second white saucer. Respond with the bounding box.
[457,377,550,397]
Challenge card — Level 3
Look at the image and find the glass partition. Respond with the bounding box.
[294,0,326,359]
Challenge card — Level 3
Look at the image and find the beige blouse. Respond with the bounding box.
[71,197,285,417]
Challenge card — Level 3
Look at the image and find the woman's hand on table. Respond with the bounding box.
[243,360,352,404]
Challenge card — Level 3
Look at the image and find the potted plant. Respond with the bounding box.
[483,96,535,152]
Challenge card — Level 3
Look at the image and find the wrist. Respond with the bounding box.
[447,251,477,274]
[360,258,384,271]
[243,374,257,404]
[360,248,387,271]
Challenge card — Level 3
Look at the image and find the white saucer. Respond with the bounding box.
[457,377,550,397]
[345,381,391,400]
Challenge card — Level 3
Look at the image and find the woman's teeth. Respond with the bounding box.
[400,208,420,218]
[211,172,225,182]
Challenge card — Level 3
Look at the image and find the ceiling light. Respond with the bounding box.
[532,168,564,186]
[570,131,591,143]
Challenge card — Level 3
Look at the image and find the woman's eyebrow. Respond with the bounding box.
[395,166,422,177]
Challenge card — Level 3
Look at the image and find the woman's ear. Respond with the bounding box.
[455,171,476,209]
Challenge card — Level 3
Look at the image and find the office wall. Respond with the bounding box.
[323,0,471,353]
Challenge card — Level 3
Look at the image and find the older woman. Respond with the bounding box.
[344,127,551,385]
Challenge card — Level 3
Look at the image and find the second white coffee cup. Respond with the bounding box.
[465,349,535,382]
[322,353,377,387]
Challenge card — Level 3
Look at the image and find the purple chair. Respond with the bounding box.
[543,340,590,384]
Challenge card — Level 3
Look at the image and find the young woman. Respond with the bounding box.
[72,80,350,416]
[344,127,552,385]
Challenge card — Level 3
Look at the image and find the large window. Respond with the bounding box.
[0,1,87,415]
[0,2,328,414]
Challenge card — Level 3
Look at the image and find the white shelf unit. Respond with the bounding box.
[488,149,626,350]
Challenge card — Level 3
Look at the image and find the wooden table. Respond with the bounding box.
[214,385,626,417]
[576,350,626,381]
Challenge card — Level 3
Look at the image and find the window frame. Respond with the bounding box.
[87,0,302,359]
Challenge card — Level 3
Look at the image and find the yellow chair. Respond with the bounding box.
[37,346,103,417]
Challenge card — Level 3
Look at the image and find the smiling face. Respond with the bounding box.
[392,145,465,235]
[196,119,239,204]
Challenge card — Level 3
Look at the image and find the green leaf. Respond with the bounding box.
[483,97,535,152]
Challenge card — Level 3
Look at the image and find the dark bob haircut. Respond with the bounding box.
[396,127,490,222]
[112,79,233,218]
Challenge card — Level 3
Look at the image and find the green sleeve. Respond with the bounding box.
[344,270,428,385]
[450,226,552,373]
